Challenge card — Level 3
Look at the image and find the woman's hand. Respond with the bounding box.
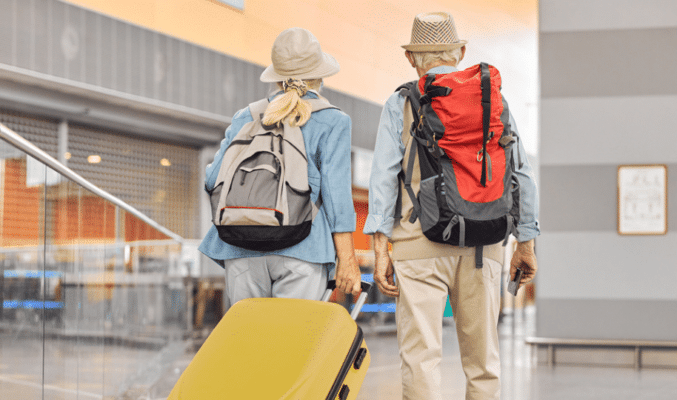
[332,232,362,296]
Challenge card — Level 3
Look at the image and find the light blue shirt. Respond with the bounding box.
[363,65,540,242]
[199,91,356,266]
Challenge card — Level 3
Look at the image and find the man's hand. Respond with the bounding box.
[373,232,399,297]
[333,232,362,296]
[510,239,538,289]
[374,252,399,297]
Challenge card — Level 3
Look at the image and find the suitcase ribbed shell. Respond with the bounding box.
[168,297,369,399]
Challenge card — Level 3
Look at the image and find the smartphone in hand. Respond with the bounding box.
[507,268,523,296]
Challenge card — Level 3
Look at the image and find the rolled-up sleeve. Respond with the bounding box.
[319,112,356,233]
[363,93,406,237]
[509,112,540,242]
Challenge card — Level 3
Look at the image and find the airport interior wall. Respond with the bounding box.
[0,0,386,243]
[538,0,677,347]
[60,0,537,107]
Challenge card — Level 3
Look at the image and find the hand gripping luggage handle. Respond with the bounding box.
[321,280,373,320]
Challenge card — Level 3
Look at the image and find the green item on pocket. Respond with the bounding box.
[444,295,453,317]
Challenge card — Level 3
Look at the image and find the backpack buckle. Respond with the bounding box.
[429,142,445,158]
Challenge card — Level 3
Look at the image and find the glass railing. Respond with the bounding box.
[0,123,189,399]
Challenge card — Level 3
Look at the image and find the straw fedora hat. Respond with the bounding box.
[260,28,340,83]
[402,12,467,52]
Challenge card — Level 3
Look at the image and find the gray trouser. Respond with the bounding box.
[223,255,328,309]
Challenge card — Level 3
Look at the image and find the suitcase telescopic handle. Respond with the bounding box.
[321,280,373,320]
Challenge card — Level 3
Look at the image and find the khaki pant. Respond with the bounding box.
[394,255,502,400]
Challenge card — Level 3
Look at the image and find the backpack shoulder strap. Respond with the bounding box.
[396,80,421,121]
[396,80,418,94]
[306,97,340,113]
[401,98,414,149]
[247,98,270,121]
[397,89,423,223]
[394,80,421,150]
[304,97,338,210]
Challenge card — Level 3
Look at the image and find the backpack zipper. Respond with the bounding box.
[477,131,494,183]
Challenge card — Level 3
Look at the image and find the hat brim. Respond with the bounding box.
[260,52,340,83]
[402,41,467,52]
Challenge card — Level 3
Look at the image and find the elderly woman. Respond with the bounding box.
[199,28,361,306]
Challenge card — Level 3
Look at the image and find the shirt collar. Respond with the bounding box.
[425,65,458,75]
[268,89,320,102]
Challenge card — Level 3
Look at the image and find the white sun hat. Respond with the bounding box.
[260,28,340,83]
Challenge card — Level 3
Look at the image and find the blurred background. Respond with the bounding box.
[1,0,676,399]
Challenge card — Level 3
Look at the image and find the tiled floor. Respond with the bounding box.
[0,333,184,400]
[3,306,677,399]
[354,307,677,400]
[154,306,677,399]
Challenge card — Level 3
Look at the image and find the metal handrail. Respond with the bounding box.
[0,239,180,253]
[0,122,183,243]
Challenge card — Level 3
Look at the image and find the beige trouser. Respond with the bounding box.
[394,255,502,400]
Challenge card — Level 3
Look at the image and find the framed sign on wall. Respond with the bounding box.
[617,164,668,235]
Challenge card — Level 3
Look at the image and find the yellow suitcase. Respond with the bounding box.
[168,281,371,400]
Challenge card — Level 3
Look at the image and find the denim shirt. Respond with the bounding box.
[363,65,540,242]
[199,91,356,266]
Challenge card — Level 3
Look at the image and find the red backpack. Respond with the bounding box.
[397,63,521,268]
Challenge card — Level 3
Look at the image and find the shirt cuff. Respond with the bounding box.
[515,224,540,242]
[328,212,357,233]
[363,214,395,237]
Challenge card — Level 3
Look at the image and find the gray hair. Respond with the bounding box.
[410,48,463,70]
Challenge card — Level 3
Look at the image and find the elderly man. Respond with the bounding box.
[363,12,540,400]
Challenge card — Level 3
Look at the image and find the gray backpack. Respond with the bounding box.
[208,97,337,251]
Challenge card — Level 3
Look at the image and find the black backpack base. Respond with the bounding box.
[423,216,509,249]
[216,222,313,252]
